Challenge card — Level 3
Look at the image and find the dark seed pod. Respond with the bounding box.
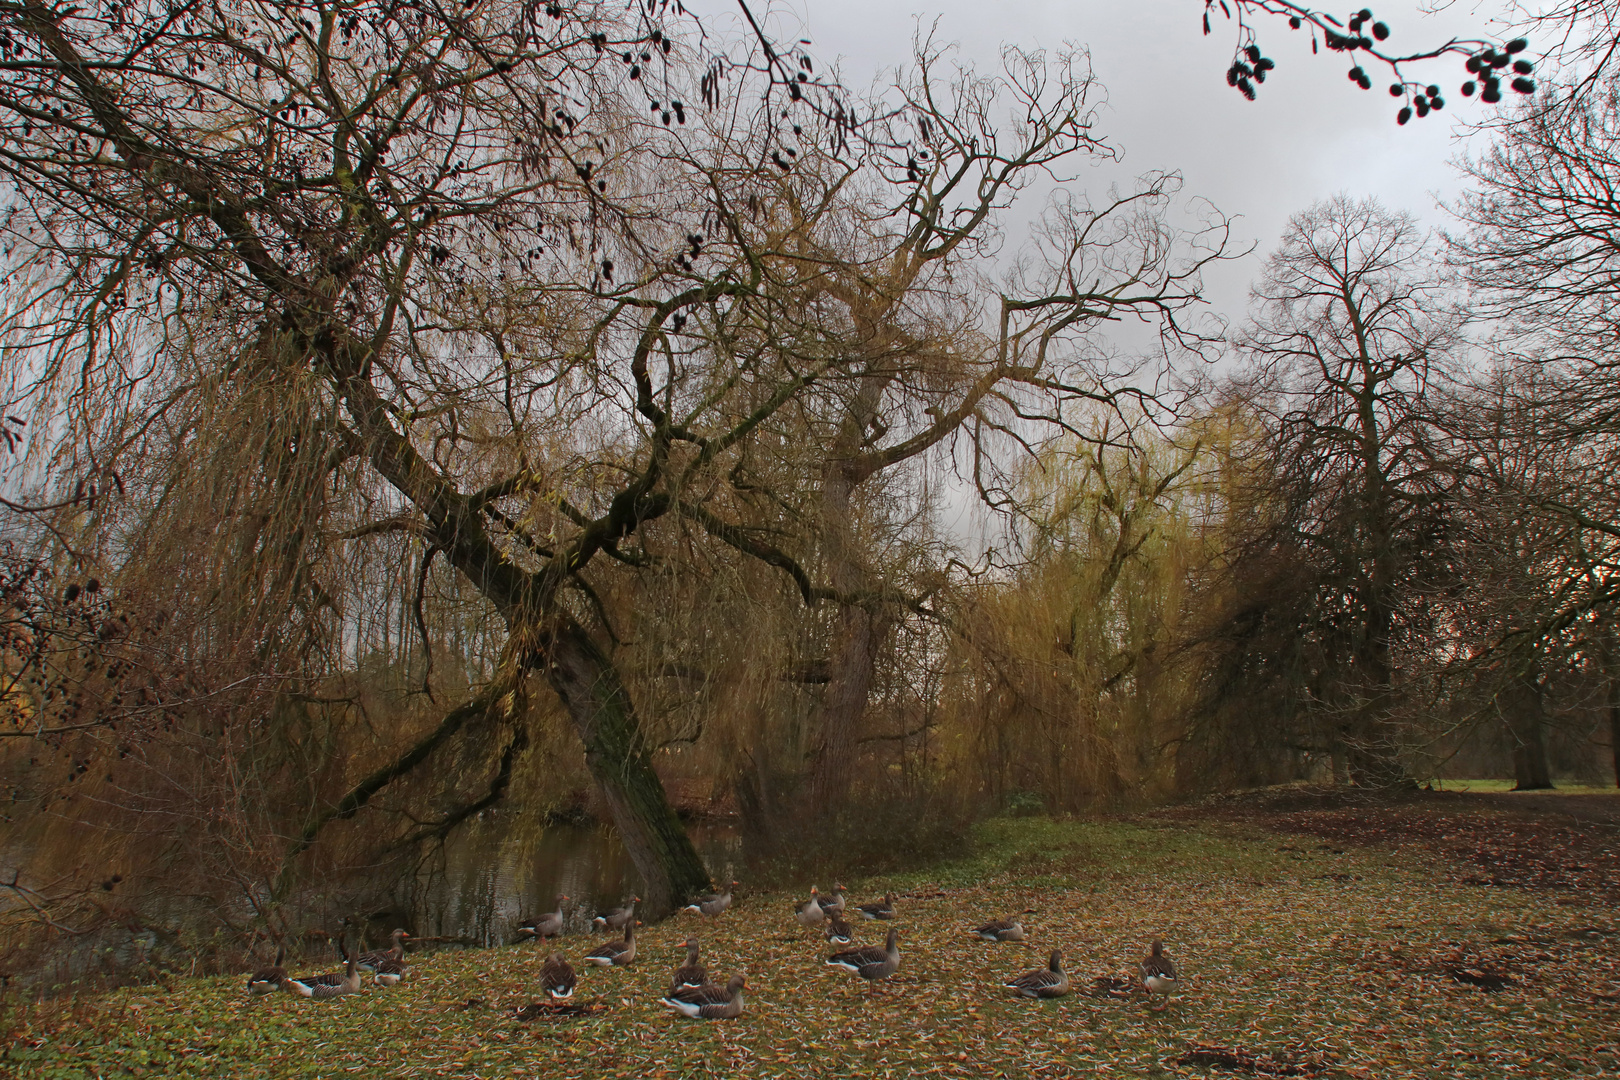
[1245,44,1260,63]
[1227,65,1239,87]
[1505,38,1527,54]
[1513,59,1532,75]
[1358,73,1371,90]
[1428,96,1444,110]
[1372,21,1388,40]
[1289,15,1301,28]
[1238,76,1255,100]
[1389,83,1403,96]
[1415,98,1429,117]
[1359,8,1372,20]
[1349,66,1365,82]
[1426,85,1440,97]
[1397,106,1412,125]
[65,584,81,602]
[1512,77,1535,94]
[1481,85,1501,103]
[1466,56,1482,73]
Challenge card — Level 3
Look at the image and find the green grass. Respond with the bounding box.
[1426,777,1617,794]
[4,813,1616,1078]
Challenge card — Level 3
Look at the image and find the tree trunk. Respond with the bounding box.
[1502,657,1554,791]
[543,616,711,917]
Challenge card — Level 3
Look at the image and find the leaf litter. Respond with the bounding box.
[3,793,1617,1078]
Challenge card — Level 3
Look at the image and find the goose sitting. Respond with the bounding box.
[824,913,853,944]
[518,896,569,941]
[661,974,746,1020]
[583,921,637,967]
[794,886,826,929]
[1006,949,1071,999]
[540,952,577,1000]
[855,893,897,920]
[592,896,640,932]
[826,927,901,988]
[358,928,408,972]
[670,938,706,991]
[1139,939,1179,1011]
[246,947,287,996]
[683,881,737,919]
[972,918,1026,942]
[373,956,410,987]
[285,942,360,999]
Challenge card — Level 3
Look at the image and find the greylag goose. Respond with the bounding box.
[540,952,577,999]
[517,896,568,940]
[827,927,901,986]
[670,938,706,990]
[824,913,853,944]
[373,956,410,987]
[855,893,897,920]
[583,921,637,967]
[246,947,287,996]
[1007,949,1071,999]
[358,928,408,972]
[1139,939,1179,1011]
[820,884,847,916]
[592,896,640,932]
[683,882,737,919]
[794,886,826,928]
[661,974,746,1020]
[285,943,360,999]
[972,918,1026,942]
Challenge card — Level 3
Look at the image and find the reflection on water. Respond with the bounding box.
[405,813,741,946]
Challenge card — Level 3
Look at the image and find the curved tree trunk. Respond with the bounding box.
[543,615,711,917]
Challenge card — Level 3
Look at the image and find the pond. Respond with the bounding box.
[402,814,742,946]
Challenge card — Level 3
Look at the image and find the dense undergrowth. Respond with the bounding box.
[3,806,1617,1078]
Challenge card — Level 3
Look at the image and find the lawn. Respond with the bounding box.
[4,794,1617,1078]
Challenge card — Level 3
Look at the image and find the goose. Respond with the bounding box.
[357,928,408,972]
[972,918,1026,942]
[1139,939,1179,1011]
[826,927,901,986]
[540,952,577,999]
[583,921,637,967]
[820,884,847,916]
[661,974,746,1020]
[670,938,706,991]
[373,956,410,987]
[285,943,360,999]
[517,896,568,940]
[855,892,897,920]
[795,886,826,928]
[592,896,640,932]
[683,881,737,919]
[246,947,287,996]
[1006,949,1071,999]
[824,913,853,944]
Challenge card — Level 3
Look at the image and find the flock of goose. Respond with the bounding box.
[245,881,1181,1020]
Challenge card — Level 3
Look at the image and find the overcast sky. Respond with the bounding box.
[691,0,1521,322]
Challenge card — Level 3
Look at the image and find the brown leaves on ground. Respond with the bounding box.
[4,793,1619,1078]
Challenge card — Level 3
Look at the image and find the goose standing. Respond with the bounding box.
[593,896,640,932]
[794,886,826,929]
[661,974,746,1020]
[246,947,287,996]
[284,942,360,999]
[517,895,568,941]
[826,927,901,989]
[540,952,577,1000]
[1139,939,1179,1011]
[583,921,637,967]
[855,893,897,920]
[683,881,737,919]
[358,928,408,972]
[1006,949,1071,999]
[971,918,1026,942]
[670,938,706,990]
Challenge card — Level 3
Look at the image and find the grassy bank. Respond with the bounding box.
[4,805,1617,1078]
